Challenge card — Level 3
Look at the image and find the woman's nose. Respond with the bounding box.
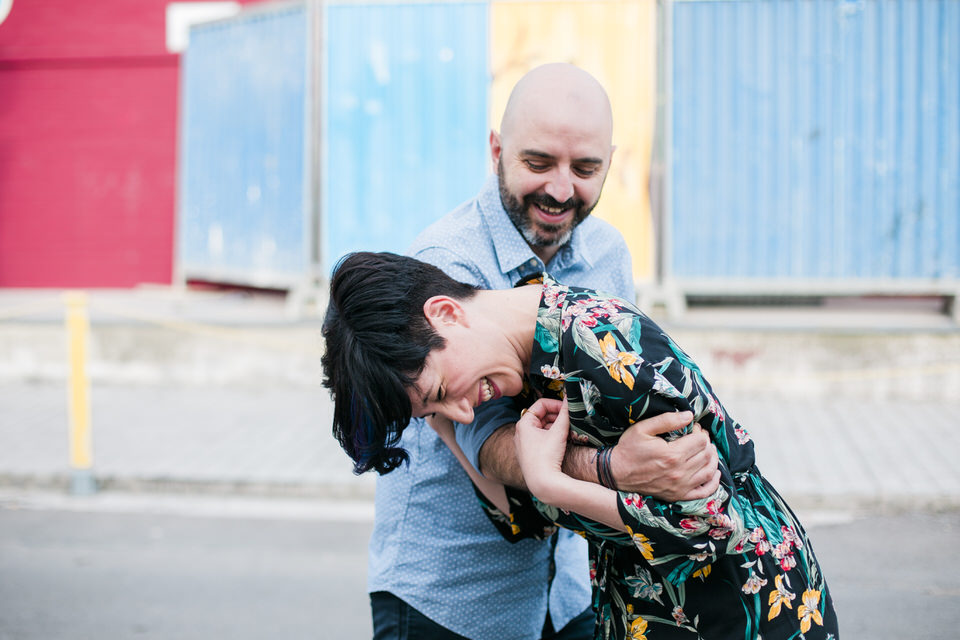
[446,398,475,425]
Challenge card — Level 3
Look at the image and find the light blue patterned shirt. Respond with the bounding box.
[367,174,635,640]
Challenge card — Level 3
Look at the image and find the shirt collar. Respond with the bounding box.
[478,174,597,277]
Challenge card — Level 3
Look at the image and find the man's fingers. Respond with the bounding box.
[671,424,714,463]
[636,410,693,436]
[680,469,722,501]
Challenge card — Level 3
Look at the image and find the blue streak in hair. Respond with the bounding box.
[349,391,376,472]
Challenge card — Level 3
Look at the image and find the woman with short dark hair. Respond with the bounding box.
[322,251,839,639]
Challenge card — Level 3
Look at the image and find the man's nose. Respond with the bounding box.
[544,169,574,203]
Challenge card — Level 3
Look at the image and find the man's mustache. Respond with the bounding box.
[525,193,581,211]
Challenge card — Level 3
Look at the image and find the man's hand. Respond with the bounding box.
[609,412,720,501]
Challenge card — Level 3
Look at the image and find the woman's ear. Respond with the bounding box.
[423,296,467,329]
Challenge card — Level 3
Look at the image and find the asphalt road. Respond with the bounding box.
[1,494,958,639]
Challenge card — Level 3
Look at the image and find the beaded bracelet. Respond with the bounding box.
[595,446,617,490]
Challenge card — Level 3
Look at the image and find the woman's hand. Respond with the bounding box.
[515,397,627,531]
[514,397,571,502]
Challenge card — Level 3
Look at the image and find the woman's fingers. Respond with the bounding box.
[521,397,564,426]
[515,397,571,493]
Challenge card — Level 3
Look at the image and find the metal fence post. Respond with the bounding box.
[64,291,97,495]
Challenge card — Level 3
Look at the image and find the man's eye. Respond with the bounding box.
[574,166,598,177]
[525,160,549,172]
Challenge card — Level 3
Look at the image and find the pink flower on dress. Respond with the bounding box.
[707,513,735,539]
[622,493,646,510]
[734,424,752,445]
[741,571,768,594]
[772,542,797,571]
[577,314,598,328]
[705,394,725,421]
[680,517,703,531]
[542,285,566,310]
[781,525,804,549]
[749,527,771,556]
[540,365,564,380]
[672,606,689,625]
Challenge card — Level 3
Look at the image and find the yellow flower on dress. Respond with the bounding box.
[797,589,824,633]
[625,526,655,561]
[627,615,649,640]
[599,333,639,390]
[767,574,796,620]
[692,564,712,580]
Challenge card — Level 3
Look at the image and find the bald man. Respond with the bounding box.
[367,64,719,640]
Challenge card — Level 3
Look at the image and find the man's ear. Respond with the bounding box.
[489,129,502,173]
[423,296,467,329]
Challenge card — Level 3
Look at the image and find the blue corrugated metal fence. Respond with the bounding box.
[322,1,489,273]
[669,0,959,284]
[178,5,310,287]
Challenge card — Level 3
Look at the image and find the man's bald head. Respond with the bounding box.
[499,63,613,147]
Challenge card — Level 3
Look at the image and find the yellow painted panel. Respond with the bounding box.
[490,0,658,282]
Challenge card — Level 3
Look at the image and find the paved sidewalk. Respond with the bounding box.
[0,382,373,499]
[2,286,959,510]
[2,381,959,511]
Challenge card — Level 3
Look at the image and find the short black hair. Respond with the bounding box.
[321,252,478,474]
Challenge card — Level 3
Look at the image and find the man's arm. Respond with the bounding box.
[478,412,720,502]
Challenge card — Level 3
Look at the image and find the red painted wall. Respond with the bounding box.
[0,0,255,287]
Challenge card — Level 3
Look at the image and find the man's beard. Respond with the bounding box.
[498,163,595,249]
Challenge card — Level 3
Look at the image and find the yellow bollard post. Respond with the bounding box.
[64,291,97,495]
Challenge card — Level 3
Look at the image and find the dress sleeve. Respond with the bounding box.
[473,484,558,542]
[560,310,756,586]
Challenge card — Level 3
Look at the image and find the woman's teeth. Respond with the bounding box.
[481,378,494,402]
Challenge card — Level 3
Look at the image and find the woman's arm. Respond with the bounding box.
[479,412,719,501]
[514,397,626,532]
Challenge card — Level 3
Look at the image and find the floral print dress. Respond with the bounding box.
[479,275,839,639]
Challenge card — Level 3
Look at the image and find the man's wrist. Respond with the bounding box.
[595,446,617,490]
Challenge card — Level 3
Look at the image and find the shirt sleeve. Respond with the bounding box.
[553,310,754,586]
[454,397,517,470]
